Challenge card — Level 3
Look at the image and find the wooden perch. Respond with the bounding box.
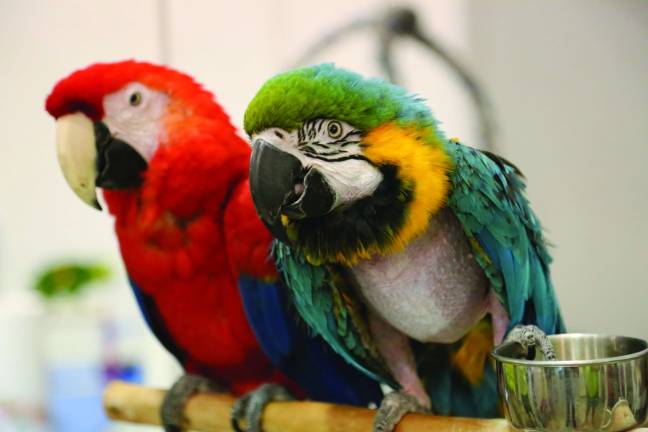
[103,380,514,432]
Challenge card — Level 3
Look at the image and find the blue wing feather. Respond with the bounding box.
[128,277,187,365]
[238,274,384,406]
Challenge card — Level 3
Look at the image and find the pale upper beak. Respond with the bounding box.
[55,112,101,209]
[54,111,148,210]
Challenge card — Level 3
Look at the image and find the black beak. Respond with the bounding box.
[249,139,335,243]
[94,121,148,189]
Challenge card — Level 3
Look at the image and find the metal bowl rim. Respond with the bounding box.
[491,333,648,367]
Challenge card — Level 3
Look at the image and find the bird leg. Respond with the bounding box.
[160,374,225,432]
[231,383,294,432]
[488,289,510,346]
[502,325,557,361]
[368,310,431,432]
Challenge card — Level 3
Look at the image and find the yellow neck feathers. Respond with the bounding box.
[363,122,452,255]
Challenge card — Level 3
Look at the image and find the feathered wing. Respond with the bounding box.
[127,278,188,365]
[446,142,565,334]
[414,142,565,418]
[237,274,384,405]
[273,242,398,389]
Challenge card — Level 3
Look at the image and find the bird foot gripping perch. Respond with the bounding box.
[161,374,225,432]
[161,378,294,432]
[231,384,294,432]
[373,392,431,432]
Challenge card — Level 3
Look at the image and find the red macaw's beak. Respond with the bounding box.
[55,112,148,210]
[56,113,101,209]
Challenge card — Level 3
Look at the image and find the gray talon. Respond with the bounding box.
[231,383,294,432]
[373,391,429,432]
[160,374,223,432]
[504,324,557,360]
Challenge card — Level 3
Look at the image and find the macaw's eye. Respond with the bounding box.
[327,121,343,139]
[129,91,143,106]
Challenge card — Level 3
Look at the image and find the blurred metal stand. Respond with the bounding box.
[293,6,496,152]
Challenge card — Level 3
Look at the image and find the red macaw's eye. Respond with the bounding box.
[129,91,143,106]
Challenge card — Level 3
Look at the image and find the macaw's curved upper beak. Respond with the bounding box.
[55,112,148,210]
[249,139,335,243]
[56,113,101,209]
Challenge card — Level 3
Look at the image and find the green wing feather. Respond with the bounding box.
[273,242,398,388]
[446,142,565,333]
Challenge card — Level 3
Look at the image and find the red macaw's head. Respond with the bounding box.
[46,60,242,210]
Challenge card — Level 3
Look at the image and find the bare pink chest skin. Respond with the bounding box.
[351,208,491,344]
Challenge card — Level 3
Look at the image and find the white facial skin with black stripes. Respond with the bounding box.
[252,119,383,209]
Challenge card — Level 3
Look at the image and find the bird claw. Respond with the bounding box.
[503,325,557,361]
[373,391,430,432]
[160,374,223,432]
[231,383,294,432]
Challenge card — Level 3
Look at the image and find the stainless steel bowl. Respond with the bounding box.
[492,333,648,431]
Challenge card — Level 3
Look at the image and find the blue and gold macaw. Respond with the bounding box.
[244,64,565,431]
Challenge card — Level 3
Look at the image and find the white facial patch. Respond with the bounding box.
[102,82,169,161]
[253,119,383,208]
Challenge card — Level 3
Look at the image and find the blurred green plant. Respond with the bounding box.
[33,262,111,299]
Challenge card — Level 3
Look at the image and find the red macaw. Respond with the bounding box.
[45,61,383,432]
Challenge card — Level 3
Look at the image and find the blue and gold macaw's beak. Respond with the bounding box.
[249,138,336,243]
[55,112,148,210]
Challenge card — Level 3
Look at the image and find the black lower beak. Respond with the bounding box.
[94,121,148,189]
[283,168,335,219]
[249,139,336,244]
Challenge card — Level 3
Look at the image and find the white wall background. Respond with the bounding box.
[468,0,648,338]
[0,0,646,412]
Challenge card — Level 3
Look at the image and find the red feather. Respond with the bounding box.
[47,61,295,395]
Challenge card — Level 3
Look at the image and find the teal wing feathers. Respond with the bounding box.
[271,140,564,418]
[273,242,398,388]
[446,142,565,334]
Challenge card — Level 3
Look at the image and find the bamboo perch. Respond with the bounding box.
[103,380,514,432]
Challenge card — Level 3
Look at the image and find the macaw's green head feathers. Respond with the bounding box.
[246,64,452,265]
[244,63,441,137]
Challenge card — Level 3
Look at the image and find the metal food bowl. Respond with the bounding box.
[492,333,648,431]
